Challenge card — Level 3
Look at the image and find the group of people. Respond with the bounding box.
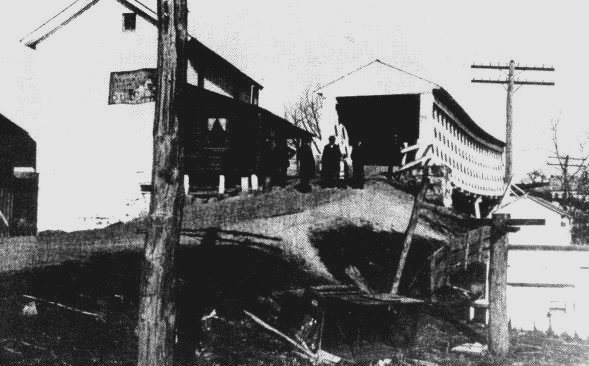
[295,135,365,192]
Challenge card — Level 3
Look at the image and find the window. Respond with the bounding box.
[123,13,137,31]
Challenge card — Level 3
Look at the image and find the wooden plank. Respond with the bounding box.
[478,227,485,261]
[508,245,589,251]
[478,218,545,226]
[390,174,429,294]
[394,156,429,175]
[244,310,315,359]
[363,293,423,304]
[344,266,374,294]
[400,144,420,154]
[463,231,471,270]
[507,282,574,288]
[430,247,445,299]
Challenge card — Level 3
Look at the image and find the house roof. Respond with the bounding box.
[0,113,34,141]
[316,59,503,149]
[317,59,441,93]
[20,0,262,89]
[186,85,313,139]
[495,188,571,218]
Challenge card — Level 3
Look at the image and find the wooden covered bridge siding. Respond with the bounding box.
[430,225,491,295]
[337,88,506,202]
[428,90,504,197]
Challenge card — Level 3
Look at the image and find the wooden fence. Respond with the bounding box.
[430,225,491,295]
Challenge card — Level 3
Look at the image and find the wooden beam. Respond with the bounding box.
[390,171,429,294]
[479,218,545,226]
[472,64,555,72]
[463,231,471,270]
[400,144,420,154]
[136,1,188,365]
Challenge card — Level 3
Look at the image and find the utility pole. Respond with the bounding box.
[488,214,509,356]
[472,61,554,184]
[137,1,188,365]
[484,215,544,356]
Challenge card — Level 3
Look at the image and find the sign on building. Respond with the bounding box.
[108,68,156,104]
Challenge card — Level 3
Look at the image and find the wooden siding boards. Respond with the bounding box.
[432,88,504,151]
[182,86,311,191]
[0,114,38,236]
[22,0,262,101]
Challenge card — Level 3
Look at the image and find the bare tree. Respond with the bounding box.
[285,87,323,155]
[549,118,589,203]
[526,169,547,184]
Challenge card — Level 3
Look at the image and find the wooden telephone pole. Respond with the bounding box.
[137,1,188,365]
[486,215,544,356]
[472,61,554,184]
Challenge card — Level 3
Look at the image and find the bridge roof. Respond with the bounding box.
[433,88,504,148]
[317,60,504,149]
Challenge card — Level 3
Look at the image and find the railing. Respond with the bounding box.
[430,226,491,294]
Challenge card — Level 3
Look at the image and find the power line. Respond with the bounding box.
[471,60,555,185]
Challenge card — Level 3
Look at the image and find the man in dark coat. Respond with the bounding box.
[321,136,341,188]
[296,139,315,192]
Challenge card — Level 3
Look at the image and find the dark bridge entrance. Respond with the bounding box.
[335,94,420,167]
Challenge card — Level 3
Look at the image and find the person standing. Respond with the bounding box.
[296,139,315,192]
[351,140,365,188]
[274,139,295,187]
[321,136,341,188]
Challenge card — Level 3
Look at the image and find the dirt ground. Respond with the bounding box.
[1,177,587,365]
[1,250,588,366]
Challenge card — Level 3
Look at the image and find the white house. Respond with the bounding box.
[489,191,589,338]
[20,0,270,231]
[494,194,572,246]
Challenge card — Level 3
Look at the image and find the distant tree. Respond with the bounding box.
[549,118,589,203]
[549,119,589,243]
[285,87,323,155]
[527,169,547,184]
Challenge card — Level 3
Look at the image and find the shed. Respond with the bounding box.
[493,194,571,246]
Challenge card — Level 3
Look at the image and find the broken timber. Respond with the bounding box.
[391,166,430,295]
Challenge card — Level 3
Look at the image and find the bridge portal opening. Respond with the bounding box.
[335,94,420,167]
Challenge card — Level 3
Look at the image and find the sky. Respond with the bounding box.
[2,0,589,181]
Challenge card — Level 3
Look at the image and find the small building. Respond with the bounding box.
[21,0,309,230]
[0,113,38,236]
[494,194,572,246]
[489,191,589,337]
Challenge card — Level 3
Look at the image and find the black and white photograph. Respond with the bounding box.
[1,1,589,365]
